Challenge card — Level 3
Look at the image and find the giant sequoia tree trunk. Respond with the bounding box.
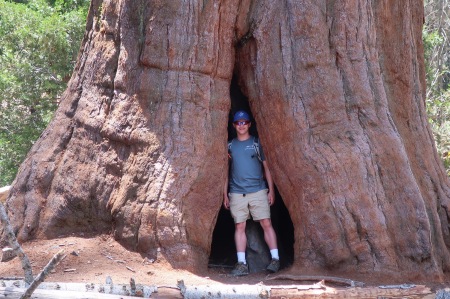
[5,0,450,281]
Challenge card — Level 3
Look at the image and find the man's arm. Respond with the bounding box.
[262,160,275,206]
[223,170,230,209]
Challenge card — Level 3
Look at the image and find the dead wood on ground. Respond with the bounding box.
[0,202,33,284]
[266,274,365,287]
[19,250,65,299]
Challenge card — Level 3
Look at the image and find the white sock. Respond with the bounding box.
[270,249,279,260]
[237,252,246,264]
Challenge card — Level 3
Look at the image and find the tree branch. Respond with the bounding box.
[266,274,365,287]
[19,250,65,299]
[0,202,33,284]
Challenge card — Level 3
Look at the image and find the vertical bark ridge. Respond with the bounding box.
[374,0,450,276]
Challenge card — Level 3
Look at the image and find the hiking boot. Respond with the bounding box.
[266,258,280,273]
[230,262,249,276]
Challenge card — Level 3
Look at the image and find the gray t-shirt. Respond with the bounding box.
[228,136,267,193]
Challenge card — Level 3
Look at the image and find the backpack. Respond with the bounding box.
[228,136,262,162]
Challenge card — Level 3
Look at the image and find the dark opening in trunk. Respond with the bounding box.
[208,77,294,270]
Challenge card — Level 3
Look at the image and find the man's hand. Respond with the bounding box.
[223,195,230,209]
[268,189,275,206]
[262,161,275,206]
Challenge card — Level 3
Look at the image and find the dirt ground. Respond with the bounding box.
[0,232,448,298]
[0,233,273,287]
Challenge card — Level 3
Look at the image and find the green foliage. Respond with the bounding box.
[427,90,450,171]
[423,27,445,86]
[423,0,450,174]
[0,0,88,185]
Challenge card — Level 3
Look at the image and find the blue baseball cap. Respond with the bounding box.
[233,110,251,122]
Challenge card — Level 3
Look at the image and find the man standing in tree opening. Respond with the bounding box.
[223,110,280,276]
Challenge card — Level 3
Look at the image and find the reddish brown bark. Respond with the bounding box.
[5,0,450,281]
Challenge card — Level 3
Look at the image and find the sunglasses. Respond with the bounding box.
[234,120,250,126]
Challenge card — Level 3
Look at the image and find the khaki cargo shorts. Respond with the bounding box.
[229,189,270,223]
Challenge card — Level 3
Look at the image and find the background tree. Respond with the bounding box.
[0,0,88,185]
[4,0,450,283]
[424,0,450,171]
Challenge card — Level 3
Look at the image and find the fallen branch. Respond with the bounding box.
[1,280,159,297]
[0,280,433,299]
[269,280,327,290]
[266,274,365,287]
[379,284,416,289]
[130,278,136,296]
[0,202,33,284]
[0,277,25,280]
[19,250,65,299]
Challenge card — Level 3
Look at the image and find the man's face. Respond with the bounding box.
[233,119,251,135]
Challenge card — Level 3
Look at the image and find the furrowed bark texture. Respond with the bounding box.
[235,0,450,280]
[5,0,450,280]
[7,0,239,270]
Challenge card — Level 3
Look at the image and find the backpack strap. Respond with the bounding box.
[228,137,263,162]
[253,137,263,162]
[227,140,233,159]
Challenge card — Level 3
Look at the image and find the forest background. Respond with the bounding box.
[0,0,449,186]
